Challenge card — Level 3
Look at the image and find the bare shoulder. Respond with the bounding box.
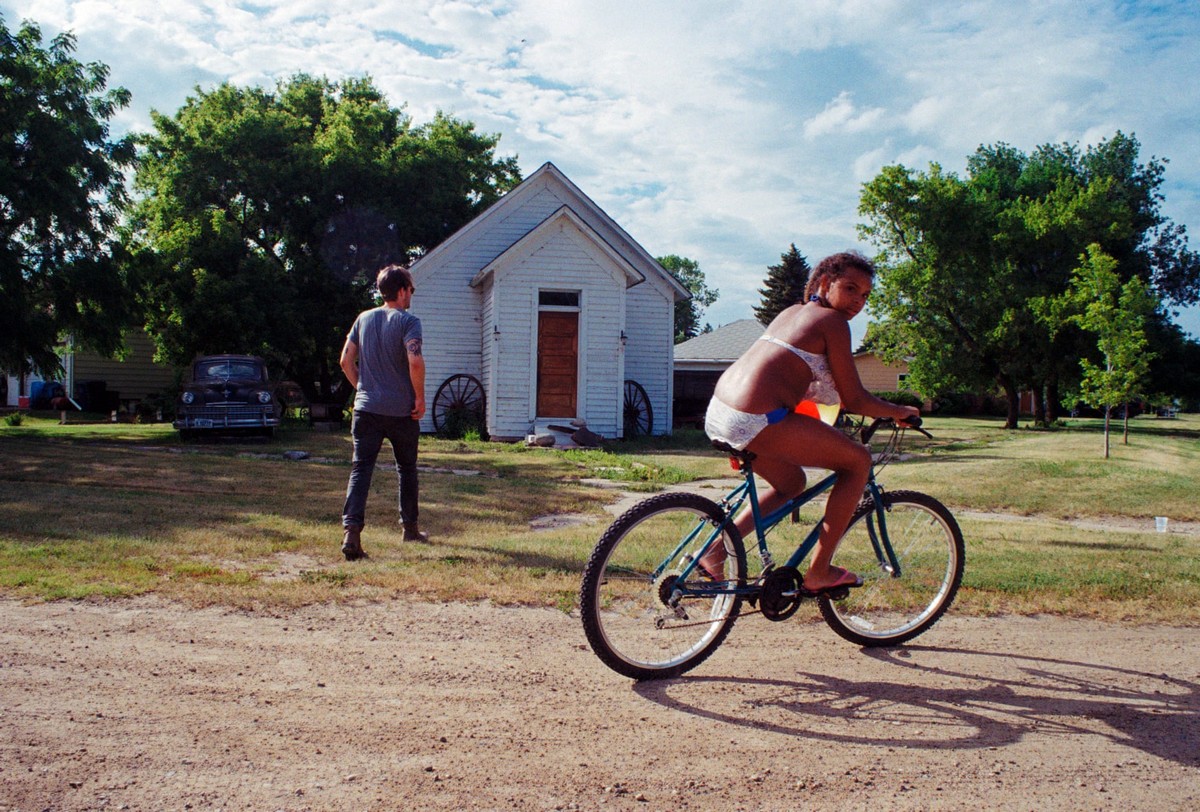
[767,302,846,351]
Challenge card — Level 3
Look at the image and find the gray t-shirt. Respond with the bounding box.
[347,306,422,417]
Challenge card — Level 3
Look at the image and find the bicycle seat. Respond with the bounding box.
[711,439,756,465]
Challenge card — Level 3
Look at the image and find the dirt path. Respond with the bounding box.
[3,597,1198,811]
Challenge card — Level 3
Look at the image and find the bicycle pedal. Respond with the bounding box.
[827,586,850,600]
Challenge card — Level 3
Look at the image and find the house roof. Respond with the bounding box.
[673,318,763,364]
[674,317,886,368]
[469,205,645,288]
[411,161,689,301]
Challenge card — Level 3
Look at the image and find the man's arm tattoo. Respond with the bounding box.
[405,337,423,357]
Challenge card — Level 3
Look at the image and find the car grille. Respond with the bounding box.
[176,406,280,428]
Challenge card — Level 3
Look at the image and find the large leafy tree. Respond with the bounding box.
[754,243,811,326]
[130,74,521,403]
[859,162,1008,416]
[859,133,1200,427]
[658,254,718,343]
[1,16,136,376]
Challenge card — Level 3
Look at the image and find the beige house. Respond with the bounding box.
[853,349,913,393]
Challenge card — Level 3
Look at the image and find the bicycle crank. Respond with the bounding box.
[759,566,804,621]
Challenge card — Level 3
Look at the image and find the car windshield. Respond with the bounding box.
[198,360,261,380]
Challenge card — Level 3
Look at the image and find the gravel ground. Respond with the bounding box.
[3,597,1199,811]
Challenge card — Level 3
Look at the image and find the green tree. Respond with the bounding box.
[754,243,811,325]
[859,133,1198,428]
[1066,245,1156,456]
[859,162,1009,418]
[658,254,718,343]
[129,74,521,403]
[1,16,136,377]
[1144,315,1200,411]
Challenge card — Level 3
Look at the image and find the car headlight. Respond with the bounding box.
[257,391,272,404]
[181,392,194,404]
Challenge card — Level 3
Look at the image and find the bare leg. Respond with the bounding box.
[700,415,871,590]
[696,462,805,578]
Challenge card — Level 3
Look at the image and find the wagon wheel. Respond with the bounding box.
[432,374,486,437]
[623,379,653,438]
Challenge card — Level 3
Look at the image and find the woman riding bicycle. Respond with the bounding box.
[701,252,919,593]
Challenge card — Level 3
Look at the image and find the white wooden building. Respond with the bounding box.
[410,162,688,441]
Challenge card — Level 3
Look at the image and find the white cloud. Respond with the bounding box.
[805,92,886,139]
[4,0,1198,335]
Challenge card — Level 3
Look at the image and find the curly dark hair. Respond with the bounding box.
[804,252,875,302]
[376,264,414,302]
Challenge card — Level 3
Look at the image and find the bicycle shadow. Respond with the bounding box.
[631,645,1200,766]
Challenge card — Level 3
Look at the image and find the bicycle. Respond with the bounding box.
[579,417,965,680]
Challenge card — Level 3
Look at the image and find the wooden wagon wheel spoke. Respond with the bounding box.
[623,379,653,438]
[432,374,486,436]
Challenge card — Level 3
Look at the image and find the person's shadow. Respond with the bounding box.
[632,645,1200,766]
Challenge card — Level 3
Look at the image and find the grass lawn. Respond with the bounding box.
[1,411,1197,622]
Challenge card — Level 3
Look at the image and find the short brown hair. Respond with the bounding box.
[376,264,414,302]
[804,252,875,301]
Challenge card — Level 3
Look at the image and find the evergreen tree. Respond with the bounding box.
[754,244,811,325]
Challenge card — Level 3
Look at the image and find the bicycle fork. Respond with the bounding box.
[864,481,902,577]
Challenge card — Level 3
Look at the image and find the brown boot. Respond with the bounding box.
[341,525,367,561]
[402,524,429,543]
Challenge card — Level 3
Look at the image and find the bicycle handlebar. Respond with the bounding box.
[860,415,931,445]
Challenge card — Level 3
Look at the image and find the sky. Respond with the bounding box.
[5,0,1200,347]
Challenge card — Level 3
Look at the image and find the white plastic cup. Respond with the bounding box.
[1155,516,1168,533]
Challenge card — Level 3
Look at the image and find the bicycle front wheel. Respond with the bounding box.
[579,492,746,680]
[820,490,964,647]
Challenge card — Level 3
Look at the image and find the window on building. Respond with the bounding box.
[538,290,579,308]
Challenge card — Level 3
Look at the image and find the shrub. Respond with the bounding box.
[4,412,23,427]
[872,390,924,408]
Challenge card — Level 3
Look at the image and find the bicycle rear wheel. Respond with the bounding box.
[580,492,746,680]
[819,490,964,646]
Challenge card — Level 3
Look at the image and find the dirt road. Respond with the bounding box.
[3,597,1198,811]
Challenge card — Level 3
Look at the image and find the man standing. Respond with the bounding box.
[339,264,428,560]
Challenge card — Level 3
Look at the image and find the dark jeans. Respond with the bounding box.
[342,410,419,529]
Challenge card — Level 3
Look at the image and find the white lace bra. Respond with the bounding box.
[758,335,841,405]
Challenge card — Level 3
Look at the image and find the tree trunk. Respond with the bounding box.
[999,375,1019,429]
[1046,381,1061,423]
[1123,403,1130,444]
[1032,382,1047,426]
[1103,406,1111,459]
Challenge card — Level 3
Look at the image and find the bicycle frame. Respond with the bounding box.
[673,448,901,597]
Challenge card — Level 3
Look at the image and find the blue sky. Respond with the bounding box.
[6,0,1199,346]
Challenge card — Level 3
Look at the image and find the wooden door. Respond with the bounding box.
[536,311,578,417]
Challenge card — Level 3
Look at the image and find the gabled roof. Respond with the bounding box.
[469,205,645,288]
[413,162,689,301]
[675,317,905,368]
[673,318,763,363]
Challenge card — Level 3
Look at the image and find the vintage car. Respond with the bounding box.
[173,354,282,438]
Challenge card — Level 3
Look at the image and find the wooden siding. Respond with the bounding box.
[71,331,180,403]
[624,276,675,436]
[412,183,574,433]
[409,163,685,438]
[855,352,910,392]
[491,224,626,438]
[479,278,497,431]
